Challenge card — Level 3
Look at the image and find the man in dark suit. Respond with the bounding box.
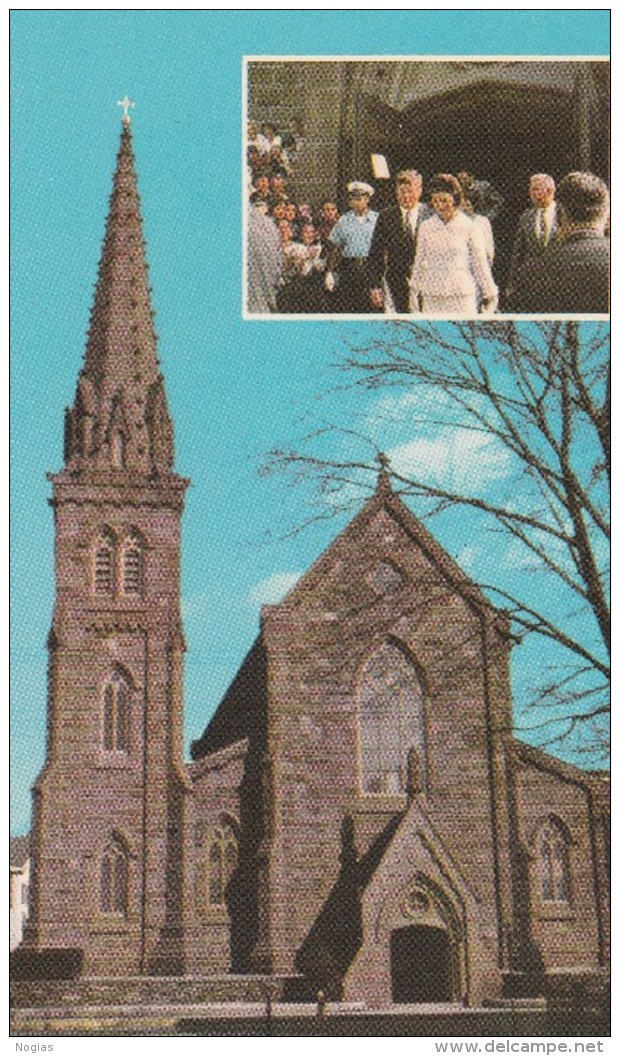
[367,170,431,313]
[505,173,558,305]
[511,171,610,314]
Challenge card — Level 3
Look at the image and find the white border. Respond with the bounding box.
[245,55,609,62]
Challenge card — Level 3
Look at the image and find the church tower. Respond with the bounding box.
[25,112,192,975]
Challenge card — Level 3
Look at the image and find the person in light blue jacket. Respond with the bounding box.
[327,181,378,313]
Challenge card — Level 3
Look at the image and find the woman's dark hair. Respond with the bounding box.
[428,173,463,205]
[465,186,483,214]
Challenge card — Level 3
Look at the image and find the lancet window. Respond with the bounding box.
[103,671,130,752]
[121,536,143,595]
[92,528,146,597]
[359,640,426,795]
[207,820,238,907]
[110,430,126,470]
[94,534,115,594]
[100,839,129,916]
[538,819,571,903]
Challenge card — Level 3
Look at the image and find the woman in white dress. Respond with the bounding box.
[410,174,498,316]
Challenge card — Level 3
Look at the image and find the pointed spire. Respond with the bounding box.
[375,451,393,497]
[64,114,174,476]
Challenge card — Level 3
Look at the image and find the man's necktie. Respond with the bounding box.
[404,210,414,242]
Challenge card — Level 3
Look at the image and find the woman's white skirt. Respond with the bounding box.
[419,293,478,316]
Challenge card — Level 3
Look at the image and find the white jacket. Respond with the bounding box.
[410,212,497,305]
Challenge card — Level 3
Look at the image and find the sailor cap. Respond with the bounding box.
[346,180,374,197]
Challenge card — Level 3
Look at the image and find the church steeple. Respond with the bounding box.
[26,109,191,976]
[64,116,174,476]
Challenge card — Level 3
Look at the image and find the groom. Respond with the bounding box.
[367,169,431,313]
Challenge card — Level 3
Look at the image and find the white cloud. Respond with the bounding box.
[388,427,511,493]
[500,538,543,572]
[248,571,302,607]
[364,387,454,435]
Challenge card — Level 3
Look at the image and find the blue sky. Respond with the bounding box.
[10,11,610,834]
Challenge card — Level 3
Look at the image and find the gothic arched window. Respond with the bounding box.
[103,671,130,752]
[121,535,143,596]
[110,431,126,470]
[94,533,115,594]
[100,839,129,916]
[207,821,238,907]
[538,819,571,903]
[359,641,426,795]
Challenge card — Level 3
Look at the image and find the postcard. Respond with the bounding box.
[10,10,611,1044]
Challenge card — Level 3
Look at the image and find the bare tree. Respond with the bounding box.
[265,321,609,757]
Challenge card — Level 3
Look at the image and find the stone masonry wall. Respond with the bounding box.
[513,758,601,970]
[261,495,512,989]
[28,481,188,976]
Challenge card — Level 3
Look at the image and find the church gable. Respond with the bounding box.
[343,798,502,1006]
[275,484,493,627]
[261,487,505,724]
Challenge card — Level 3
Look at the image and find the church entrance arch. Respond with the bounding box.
[390,924,453,1003]
[348,69,608,289]
[376,875,465,1004]
[397,82,577,288]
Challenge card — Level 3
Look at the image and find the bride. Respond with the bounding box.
[410,173,498,316]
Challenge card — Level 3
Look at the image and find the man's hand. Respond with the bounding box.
[369,287,384,310]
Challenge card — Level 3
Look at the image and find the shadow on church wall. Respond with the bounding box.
[294,811,403,997]
[191,638,270,973]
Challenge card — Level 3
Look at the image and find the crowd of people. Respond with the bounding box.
[246,120,340,313]
[246,123,610,316]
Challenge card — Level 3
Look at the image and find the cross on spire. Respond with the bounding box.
[117,95,135,125]
[376,451,393,495]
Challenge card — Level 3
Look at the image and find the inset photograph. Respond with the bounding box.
[244,58,610,318]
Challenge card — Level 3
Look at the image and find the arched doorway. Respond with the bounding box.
[347,67,609,289]
[390,924,453,1003]
[396,81,578,288]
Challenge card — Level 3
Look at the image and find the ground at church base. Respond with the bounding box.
[10,1004,609,1038]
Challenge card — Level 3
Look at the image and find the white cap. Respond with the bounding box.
[347,180,374,197]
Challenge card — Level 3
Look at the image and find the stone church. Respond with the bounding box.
[21,119,609,1007]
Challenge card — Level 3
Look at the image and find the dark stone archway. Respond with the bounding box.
[397,80,580,287]
[390,924,453,1004]
[348,69,609,289]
